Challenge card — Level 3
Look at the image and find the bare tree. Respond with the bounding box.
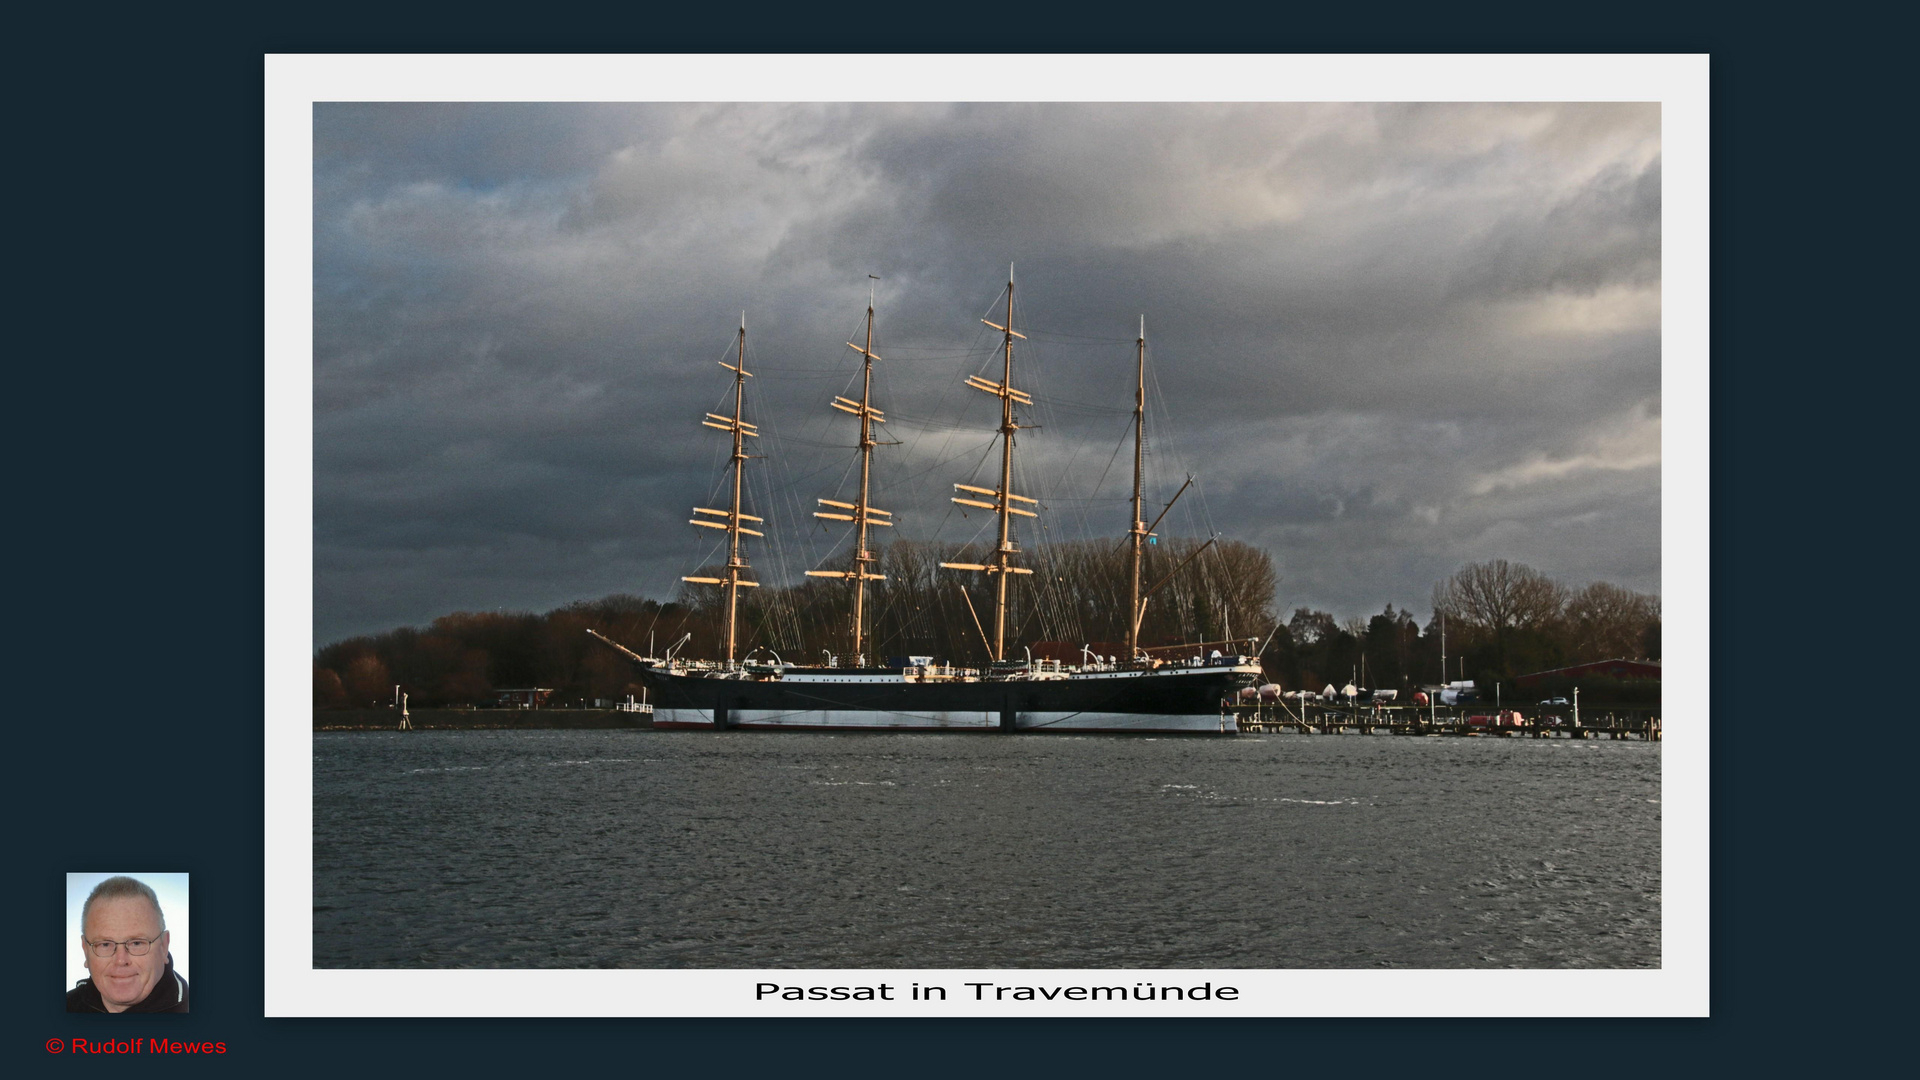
[1563,581,1660,662]
[341,653,392,707]
[1432,559,1566,679]
[1289,607,1338,645]
[1434,559,1565,635]
[313,664,347,708]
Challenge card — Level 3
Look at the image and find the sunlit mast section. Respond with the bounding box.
[685,313,762,663]
[1123,316,1207,658]
[807,278,892,664]
[1127,316,1148,659]
[941,267,1037,661]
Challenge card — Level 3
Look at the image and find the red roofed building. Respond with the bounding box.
[494,688,554,708]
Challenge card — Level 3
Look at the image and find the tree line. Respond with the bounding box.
[1265,559,1660,705]
[314,548,1657,708]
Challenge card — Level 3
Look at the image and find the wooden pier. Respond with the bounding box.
[1228,703,1660,740]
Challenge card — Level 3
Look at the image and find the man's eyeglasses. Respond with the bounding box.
[87,936,159,958]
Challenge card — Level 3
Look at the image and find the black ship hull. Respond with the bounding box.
[635,661,1257,733]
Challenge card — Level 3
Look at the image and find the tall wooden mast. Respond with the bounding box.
[685,313,762,663]
[807,278,892,664]
[1127,316,1146,658]
[941,268,1037,661]
[1120,319,1210,658]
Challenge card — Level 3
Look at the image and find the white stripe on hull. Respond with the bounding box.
[653,708,717,729]
[1015,711,1238,734]
[657,708,1234,733]
[732,709,997,730]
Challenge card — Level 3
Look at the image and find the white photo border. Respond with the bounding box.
[267,52,1707,1017]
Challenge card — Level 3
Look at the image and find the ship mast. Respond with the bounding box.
[1127,316,1146,658]
[942,268,1037,662]
[685,313,763,663]
[1122,319,1208,659]
[807,278,892,664]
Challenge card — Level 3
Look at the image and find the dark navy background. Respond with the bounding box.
[13,5,1828,1073]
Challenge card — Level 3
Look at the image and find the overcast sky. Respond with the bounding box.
[312,101,1660,646]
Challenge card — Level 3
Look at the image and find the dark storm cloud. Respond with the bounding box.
[313,102,1661,644]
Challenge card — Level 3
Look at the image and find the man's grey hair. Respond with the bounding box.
[82,876,167,934]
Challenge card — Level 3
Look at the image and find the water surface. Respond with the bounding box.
[314,729,1659,968]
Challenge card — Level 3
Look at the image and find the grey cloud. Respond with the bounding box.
[311,102,1663,644]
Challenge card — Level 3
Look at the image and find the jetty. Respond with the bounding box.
[1227,702,1660,740]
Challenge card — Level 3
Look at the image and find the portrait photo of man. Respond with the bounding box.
[66,873,190,1013]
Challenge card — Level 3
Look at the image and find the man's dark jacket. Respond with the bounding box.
[66,955,189,1013]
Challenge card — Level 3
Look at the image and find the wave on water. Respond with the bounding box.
[317,729,1658,969]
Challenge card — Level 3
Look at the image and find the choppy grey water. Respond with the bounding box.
[313,729,1659,968]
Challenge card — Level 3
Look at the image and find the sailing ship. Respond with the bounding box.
[588,272,1261,733]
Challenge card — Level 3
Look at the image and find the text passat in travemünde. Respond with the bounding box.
[756,982,1238,1002]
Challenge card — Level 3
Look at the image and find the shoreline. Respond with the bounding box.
[314,707,651,731]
